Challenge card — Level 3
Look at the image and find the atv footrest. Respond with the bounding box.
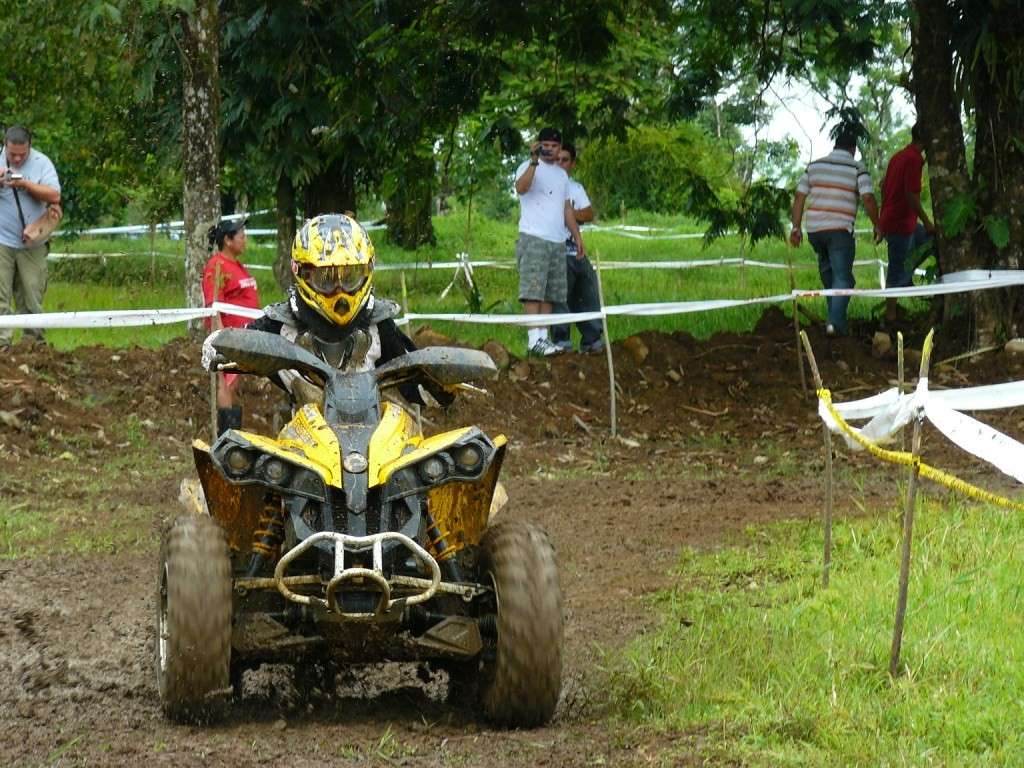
[273,531,441,619]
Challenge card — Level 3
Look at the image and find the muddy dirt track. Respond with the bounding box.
[2,309,1023,766]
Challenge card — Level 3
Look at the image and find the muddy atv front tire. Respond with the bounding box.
[473,520,564,727]
[156,515,232,722]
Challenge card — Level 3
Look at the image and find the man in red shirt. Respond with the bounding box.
[878,124,935,323]
[202,218,261,435]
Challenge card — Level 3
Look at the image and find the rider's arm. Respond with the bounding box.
[377,319,454,408]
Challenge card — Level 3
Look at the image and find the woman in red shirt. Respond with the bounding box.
[202,219,260,435]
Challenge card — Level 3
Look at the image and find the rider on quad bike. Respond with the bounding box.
[239,212,451,410]
[166,213,564,729]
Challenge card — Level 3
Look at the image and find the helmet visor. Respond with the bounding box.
[299,263,370,296]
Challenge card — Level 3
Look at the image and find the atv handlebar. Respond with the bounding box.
[206,328,497,390]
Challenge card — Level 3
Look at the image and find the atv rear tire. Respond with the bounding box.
[476,520,563,727]
[156,515,232,722]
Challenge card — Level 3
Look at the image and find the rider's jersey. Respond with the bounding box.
[247,290,435,406]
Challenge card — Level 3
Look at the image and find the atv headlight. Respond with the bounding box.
[454,444,483,472]
[225,447,254,476]
[261,458,291,485]
[419,456,448,484]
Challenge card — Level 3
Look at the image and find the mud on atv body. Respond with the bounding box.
[156,330,563,727]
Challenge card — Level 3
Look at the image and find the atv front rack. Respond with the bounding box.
[272,531,442,619]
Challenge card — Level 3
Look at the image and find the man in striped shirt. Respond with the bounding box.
[789,127,881,336]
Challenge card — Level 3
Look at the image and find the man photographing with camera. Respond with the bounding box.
[513,126,585,357]
[0,125,61,351]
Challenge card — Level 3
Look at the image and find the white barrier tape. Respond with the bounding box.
[60,219,880,240]
[0,301,265,329]
[836,381,1024,420]
[924,398,1024,485]
[210,302,265,320]
[580,224,877,240]
[55,212,377,238]
[403,293,794,327]
[794,270,1024,300]
[0,307,215,329]
[47,251,905,279]
[2,268,1013,330]
[820,376,1024,486]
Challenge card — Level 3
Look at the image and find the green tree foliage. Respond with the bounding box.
[575,125,736,217]
[0,1,149,227]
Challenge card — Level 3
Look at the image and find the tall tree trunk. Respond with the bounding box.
[911,0,982,339]
[304,158,357,218]
[385,145,437,249]
[180,1,220,339]
[273,171,296,291]
[912,0,1024,344]
[969,4,1024,340]
[911,1,970,271]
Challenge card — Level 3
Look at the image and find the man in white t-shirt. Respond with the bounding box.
[551,143,604,353]
[514,127,586,357]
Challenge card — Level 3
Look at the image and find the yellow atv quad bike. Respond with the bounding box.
[156,329,563,727]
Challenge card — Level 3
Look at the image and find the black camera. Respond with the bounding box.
[537,147,553,158]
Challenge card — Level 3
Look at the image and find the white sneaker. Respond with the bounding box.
[529,338,563,357]
[825,324,837,338]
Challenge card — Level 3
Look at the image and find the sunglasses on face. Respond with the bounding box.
[299,263,370,296]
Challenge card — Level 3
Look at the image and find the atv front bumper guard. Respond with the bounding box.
[270,531,482,619]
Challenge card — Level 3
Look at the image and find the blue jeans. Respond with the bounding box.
[551,248,604,348]
[808,230,855,333]
[885,224,933,288]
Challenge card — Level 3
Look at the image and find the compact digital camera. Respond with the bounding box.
[3,170,23,181]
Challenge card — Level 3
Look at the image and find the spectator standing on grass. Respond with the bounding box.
[203,218,260,435]
[878,123,935,325]
[551,143,605,354]
[789,125,881,337]
[0,125,61,351]
[514,127,586,357]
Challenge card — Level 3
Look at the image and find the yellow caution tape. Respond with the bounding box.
[818,388,1024,513]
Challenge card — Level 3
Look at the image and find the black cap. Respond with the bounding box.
[537,127,562,143]
[207,217,246,249]
[220,217,246,236]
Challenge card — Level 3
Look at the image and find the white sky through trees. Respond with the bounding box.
[744,80,914,167]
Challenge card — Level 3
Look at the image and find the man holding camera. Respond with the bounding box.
[514,127,586,357]
[0,125,61,351]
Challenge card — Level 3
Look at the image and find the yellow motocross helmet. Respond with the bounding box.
[291,213,376,326]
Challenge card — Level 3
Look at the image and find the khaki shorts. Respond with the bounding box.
[516,233,567,303]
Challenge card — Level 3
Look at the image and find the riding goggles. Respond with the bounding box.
[298,263,371,296]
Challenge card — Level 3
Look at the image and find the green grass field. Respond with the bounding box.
[37,208,912,354]
[610,497,1024,765]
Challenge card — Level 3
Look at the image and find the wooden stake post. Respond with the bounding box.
[593,252,617,437]
[897,332,905,452]
[209,261,222,442]
[785,247,806,396]
[798,330,833,588]
[889,329,935,677]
